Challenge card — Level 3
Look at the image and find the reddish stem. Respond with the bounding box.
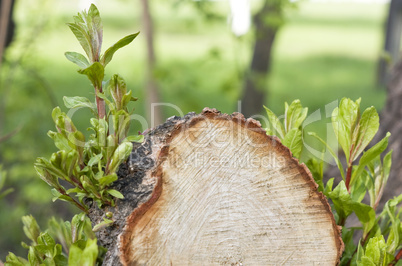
[390,249,402,265]
[96,90,106,119]
[346,164,353,192]
[346,233,370,266]
[57,188,87,213]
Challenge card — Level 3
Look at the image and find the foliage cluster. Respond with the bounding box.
[2,5,142,265]
[265,99,401,265]
[34,4,142,212]
[5,214,105,266]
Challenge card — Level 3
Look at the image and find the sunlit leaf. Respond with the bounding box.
[78,62,104,89]
[98,173,118,187]
[328,181,375,232]
[284,100,307,131]
[263,105,285,139]
[108,142,133,173]
[124,135,144,143]
[356,236,387,265]
[351,132,390,187]
[64,52,90,68]
[63,96,96,114]
[351,107,379,161]
[5,252,29,265]
[92,218,114,232]
[282,128,302,158]
[87,4,103,61]
[22,215,41,244]
[332,98,361,163]
[88,153,103,167]
[107,189,124,199]
[67,23,92,61]
[101,32,139,66]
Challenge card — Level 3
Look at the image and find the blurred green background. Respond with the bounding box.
[0,0,389,259]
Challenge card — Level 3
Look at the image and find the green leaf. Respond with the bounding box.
[328,181,354,221]
[87,4,103,61]
[124,135,144,143]
[107,74,128,111]
[47,218,73,252]
[122,91,134,107]
[328,181,375,231]
[78,62,104,89]
[97,118,108,147]
[6,252,29,265]
[22,215,41,244]
[359,236,387,265]
[88,153,103,167]
[282,128,303,158]
[351,106,379,161]
[284,100,308,131]
[36,232,56,258]
[53,253,68,266]
[64,52,90,68]
[356,242,365,265]
[68,131,86,158]
[35,157,68,185]
[81,238,99,265]
[68,244,83,265]
[339,227,356,265]
[107,189,124,199]
[263,105,285,139]
[324,178,334,196]
[351,132,390,187]
[51,189,75,204]
[28,247,40,265]
[332,98,361,163]
[108,142,133,173]
[383,150,393,183]
[63,96,96,113]
[47,131,72,152]
[307,132,345,180]
[67,23,92,61]
[71,213,86,243]
[92,218,114,232]
[101,32,139,66]
[98,173,118,187]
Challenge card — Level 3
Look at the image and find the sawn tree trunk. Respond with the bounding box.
[88,108,343,265]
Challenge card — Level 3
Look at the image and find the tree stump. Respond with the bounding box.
[88,108,343,265]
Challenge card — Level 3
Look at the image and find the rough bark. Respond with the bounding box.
[373,60,402,203]
[377,0,402,85]
[241,0,279,117]
[89,108,343,265]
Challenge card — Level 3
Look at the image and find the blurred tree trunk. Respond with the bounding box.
[0,0,16,142]
[372,60,402,204]
[140,0,163,127]
[0,0,15,64]
[377,0,402,86]
[241,0,280,118]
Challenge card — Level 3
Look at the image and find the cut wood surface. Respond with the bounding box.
[89,108,343,265]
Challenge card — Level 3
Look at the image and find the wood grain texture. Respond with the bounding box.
[117,109,343,265]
